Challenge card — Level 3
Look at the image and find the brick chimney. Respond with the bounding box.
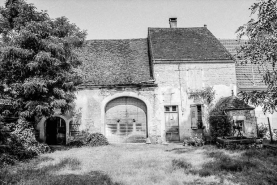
[169,18,177,28]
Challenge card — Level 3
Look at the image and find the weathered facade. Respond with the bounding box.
[38,18,238,144]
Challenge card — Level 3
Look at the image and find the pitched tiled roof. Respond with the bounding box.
[235,62,269,90]
[148,27,233,61]
[215,96,255,111]
[219,39,269,90]
[77,39,152,86]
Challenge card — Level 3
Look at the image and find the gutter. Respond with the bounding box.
[77,82,158,90]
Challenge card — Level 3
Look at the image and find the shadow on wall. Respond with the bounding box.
[0,157,122,185]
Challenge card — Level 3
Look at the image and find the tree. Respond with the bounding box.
[0,0,86,125]
[237,0,277,113]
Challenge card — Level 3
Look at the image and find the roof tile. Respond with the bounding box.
[148,27,232,61]
[77,39,152,85]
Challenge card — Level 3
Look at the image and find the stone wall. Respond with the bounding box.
[37,61,237,143]
[227,109,257,137]
[74,88,163,141]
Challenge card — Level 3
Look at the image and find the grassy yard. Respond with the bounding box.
[1,144,277,185]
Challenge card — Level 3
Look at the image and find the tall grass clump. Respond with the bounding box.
[172,159,192,170]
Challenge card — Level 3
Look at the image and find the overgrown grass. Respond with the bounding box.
[190,149,277,185]
[0,156,121,185]
[172,159,192,170]
[0,144,219,185]
[2,144,277,185]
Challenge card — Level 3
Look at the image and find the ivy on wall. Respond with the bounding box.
[188,87,215,105]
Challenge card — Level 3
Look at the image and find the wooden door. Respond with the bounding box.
[105,97,147,143]
[45,117,66,145]
[165,106,180,141]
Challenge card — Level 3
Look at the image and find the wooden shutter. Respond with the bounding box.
[201,104,205,128]
[190,105,198,129]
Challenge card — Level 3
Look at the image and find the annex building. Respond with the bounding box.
[219,39,277,133]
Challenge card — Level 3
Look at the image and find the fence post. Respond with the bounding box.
[267,117,273,143]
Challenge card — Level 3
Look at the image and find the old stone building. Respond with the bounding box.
[38,18,238,144]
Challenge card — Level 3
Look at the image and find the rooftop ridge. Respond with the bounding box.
[148,27,206,29]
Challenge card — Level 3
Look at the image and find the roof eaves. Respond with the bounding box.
[154,58,234,61]
[153,59,234,63]
[77,83,158,90]
[238,87,267,91]
[225,107,255,111]
[148,27,205,30]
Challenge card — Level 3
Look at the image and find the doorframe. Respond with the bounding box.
[101,92,152,138]
[164,105,180,141]
[38,115,70,144]
[45,116,67,145]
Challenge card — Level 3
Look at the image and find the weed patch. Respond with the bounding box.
[0,157,119,185]
[191,149,277,185]
[172,159,192,170]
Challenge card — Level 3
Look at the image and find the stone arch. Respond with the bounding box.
[101,92,152,143]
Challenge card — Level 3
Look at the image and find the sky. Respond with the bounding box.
[0,0,257,40]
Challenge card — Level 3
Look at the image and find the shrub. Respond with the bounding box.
[183,136,204,146]
[66,140,84,147]
[67,131,109,147]
[209,108,232,143]
[0,119,50,166]
[257,122,268,138]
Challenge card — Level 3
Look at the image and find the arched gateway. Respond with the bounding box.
[105,97,147,143]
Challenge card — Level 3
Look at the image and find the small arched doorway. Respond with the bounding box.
[45,117,66,145]
[105,96,147,143]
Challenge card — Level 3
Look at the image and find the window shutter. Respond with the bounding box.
[190,105,198,129]
[201,104,205,128]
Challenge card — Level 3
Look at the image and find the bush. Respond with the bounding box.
[66,140,84,147]
[209,108,232,143]
[183,136,204,146]
[0,119,50,166]
[257,122,268,138]
[67,131,109,147]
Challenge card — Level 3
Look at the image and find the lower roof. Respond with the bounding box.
[77,39,153,86]
[236,62,270,90]
[215,96,255,111]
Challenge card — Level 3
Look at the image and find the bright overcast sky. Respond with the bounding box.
[0,0,257,40]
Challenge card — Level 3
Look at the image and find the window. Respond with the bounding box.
[165,106,178,112]
[190,104,203,129]
[172,106,177,111]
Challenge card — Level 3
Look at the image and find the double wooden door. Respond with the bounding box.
[105,97,147,143]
